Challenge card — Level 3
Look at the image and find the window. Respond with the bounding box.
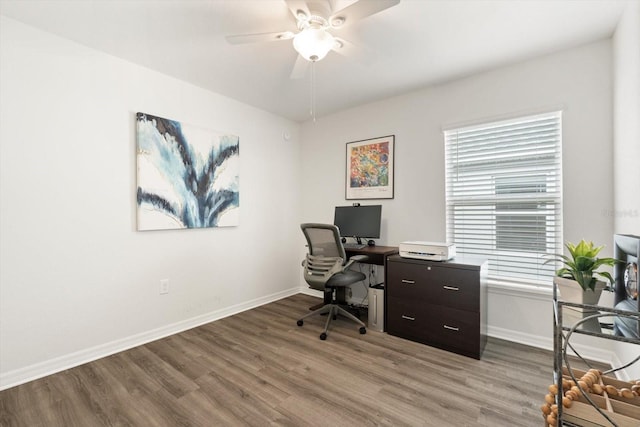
[444,111,563,286]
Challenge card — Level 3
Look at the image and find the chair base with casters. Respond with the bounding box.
[297,287,367,340]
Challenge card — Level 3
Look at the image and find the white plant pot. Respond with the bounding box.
[554,276,607,312]
[554,276,607,333]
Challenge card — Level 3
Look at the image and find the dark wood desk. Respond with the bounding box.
[322,245,399,307]
[344,245,399,267]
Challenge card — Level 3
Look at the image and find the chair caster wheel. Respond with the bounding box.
[297,320,303,327]
[319,333,327,340]
[359,327,366,334]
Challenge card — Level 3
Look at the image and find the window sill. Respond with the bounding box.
[488,279,552,301]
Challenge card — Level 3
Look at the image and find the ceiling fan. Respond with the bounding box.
[226,0,400,79]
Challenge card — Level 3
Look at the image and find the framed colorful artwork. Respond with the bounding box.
[345,135,394,200]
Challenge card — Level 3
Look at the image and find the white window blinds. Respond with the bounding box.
[444,111,563,286]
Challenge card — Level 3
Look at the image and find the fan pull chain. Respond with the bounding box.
[310,60,316,122]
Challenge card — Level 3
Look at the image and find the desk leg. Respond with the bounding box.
[383,255,388,332]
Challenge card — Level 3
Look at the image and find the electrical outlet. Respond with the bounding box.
[159,279,169,295]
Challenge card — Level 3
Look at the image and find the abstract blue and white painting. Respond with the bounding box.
[136,112,239,231]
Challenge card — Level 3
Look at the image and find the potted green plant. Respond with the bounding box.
[546,239,619,307]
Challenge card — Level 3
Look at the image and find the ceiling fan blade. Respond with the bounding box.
[290,54,309,79]
[332,37,376,66]
[284,0,310,22]
[226,31,294,45]
[329,0,400,27]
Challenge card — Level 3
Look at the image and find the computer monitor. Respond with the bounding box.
[333,205,382,244]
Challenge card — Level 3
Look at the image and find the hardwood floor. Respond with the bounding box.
[0,294,577,426]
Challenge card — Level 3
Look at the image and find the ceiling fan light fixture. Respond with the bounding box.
[293,27,335,62]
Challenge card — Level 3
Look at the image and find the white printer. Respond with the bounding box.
[399,241,456,261]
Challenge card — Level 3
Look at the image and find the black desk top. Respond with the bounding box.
[344,245,398,256]
[344,245,398,266]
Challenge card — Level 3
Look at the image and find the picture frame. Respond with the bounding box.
[345,135,394,200]
[136,112,240,231]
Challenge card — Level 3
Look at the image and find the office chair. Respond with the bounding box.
[297,223,368,340]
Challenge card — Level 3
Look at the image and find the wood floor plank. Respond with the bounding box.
[1,293,598,426]
[143,334,212,382]
[193,370,287,425]
[96,352,163,398]
[65,362,139,426]
[194,348,291,408]
[176,388,250,427]
[36,371,109,427]
[125,346,199,399]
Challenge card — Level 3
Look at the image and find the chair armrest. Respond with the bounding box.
[343,254,369,270]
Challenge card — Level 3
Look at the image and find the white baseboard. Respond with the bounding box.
[299,288,323,298]
[488,325,553,351]
[0,287,301,391]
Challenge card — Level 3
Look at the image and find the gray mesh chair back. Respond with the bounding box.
[301,223,345,291]
[301,223,346,260]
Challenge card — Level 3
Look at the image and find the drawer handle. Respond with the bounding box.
[401,315,416,321]
[443,325,459,331]
[401,279,415,284]
[443,285,459,291]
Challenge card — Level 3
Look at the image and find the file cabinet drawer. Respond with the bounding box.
[386,260,441,301]
[431,306,481,356]
[437,270,480,312]
[386,297,438,341]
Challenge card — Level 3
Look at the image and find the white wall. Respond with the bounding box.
[300,40,615,356]
[0,16,301,389]
[612,1,640,380]
[613,2,640,235]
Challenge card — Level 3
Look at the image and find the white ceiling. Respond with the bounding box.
[0,0,630,122]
